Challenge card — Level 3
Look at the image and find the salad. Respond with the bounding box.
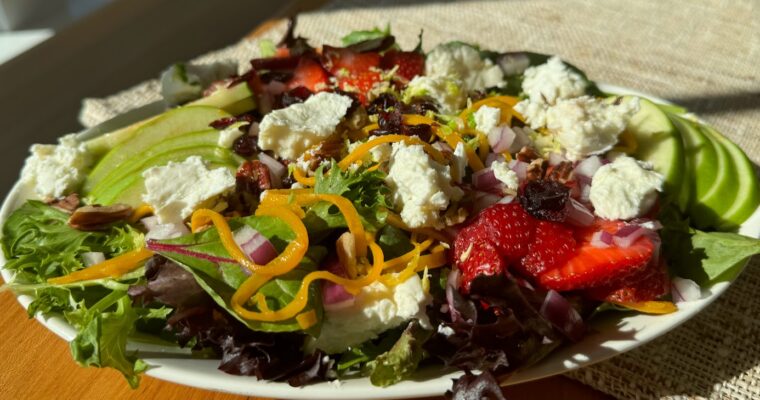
[3,18,760,399]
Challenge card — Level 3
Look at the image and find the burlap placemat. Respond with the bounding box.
[78,1,760,398]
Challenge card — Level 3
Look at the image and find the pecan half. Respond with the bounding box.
[516,146,541,163]
[48,193,80,213]
[68,204,133,231]
[301,137,344,171]
[547,161,574,184]
[526,158,549,182]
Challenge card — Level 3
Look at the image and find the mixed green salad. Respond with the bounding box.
[2,19,760,398]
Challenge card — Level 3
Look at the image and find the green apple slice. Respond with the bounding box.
[691,124,739,227]
[623,96,685,207]
[89,129,224,197]
[701,125,760,230]
[84,106,231,192]
[90,145,240,206]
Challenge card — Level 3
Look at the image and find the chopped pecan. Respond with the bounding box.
[48,193,80,213]
[444,206,469,227]
[526,158,549,182]
[516,146,541,163]
[68,204,133,231]
[336,232,357,276]
[547,161,575,184]
[301,137,344,171]
[236,160,272,195]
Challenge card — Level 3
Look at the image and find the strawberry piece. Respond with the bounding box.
[380,51,425,81]
[585,261,670,303]
[287,58,329,92]
[538,235,655,291]
[337,70,382,104]
[454,238,505,292]
[324,48,381,75]
[474,203,536,262]
[517,221,576,278]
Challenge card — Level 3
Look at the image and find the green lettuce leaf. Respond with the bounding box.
[154,214,326,333]
[341,24,391,46]
[1,200,143,283]
[367,321,432,387]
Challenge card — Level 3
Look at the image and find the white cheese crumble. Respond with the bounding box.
[589,155,664,220]
[545,96,640,160]
[404,75,466,115]
[216,122,246,148]
[257,92,352,159]
[514,56,588,129]
[473,105,501,135]
[386,142,464,228]
[425,44,505,92]
[491,160,519,193]
[312,274,431,354]
[142,156,235,223]
[451,142,468,183]
[20,134,92,199]
[437,324,456,337]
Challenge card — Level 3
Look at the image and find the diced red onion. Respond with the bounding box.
[472,191,501,214]
[432,141,453,153]
[233,225,278,266]
[540,290,585,342]
[509,160,528,181]
[631,218,663,231]
[590,230,613,248]
[671,277,701,303]
[548,152,566,166]
[509,127,531,153]
[612,225,648,248]
[323,282,356,311]
[488,125,515,153]
[82,251,105,266]
[578,182,592,204]
[498,195,515,204]
[574,156,603,180]
[485,152,503,168]
[564,198,595,227]
[264,80,286,95]
[141,216,160,231]
[446,268,463,322]
[258,152,285,188]
[472,168,500,191]
[248,122,260,137]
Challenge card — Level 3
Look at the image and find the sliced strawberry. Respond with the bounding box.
[287,58,329,92]
[517,221,576,278]
[474,203,536,262]
[380,51,425,81]
[454,238,505,293]
[324,48,381,76]
[585,261,670,303]
[538,235,655,291]
[337,70,383,104]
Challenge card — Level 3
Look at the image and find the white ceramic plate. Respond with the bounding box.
[2,84,759,399]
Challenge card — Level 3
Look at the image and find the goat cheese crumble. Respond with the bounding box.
[258,92,353,159]
[21,134,92,199]
[491,160,519,193]
[312,274,431,354]
[473,105,501,135]
[589,155,664,220]
[425,44,505,92]
[386,142,464,228]
[404,75,466,115]
[142,156,235,223]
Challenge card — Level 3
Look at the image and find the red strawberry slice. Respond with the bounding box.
[324,48,381,76]
[517,221,577,278]
[454,238,505,292]
[287,58,329,92]
[380,51,425,81]
[337,70,383,105]
[585,260,670,303]
[538,235,655,291]
[475,203,536,262]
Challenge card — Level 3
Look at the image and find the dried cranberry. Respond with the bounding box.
[405,123,433,142]
[403,98,438,115]
[232,135,259,157]
[367,93,400,114]
[519,180,569,222]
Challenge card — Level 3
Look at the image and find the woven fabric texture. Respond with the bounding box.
[78,1,760,399]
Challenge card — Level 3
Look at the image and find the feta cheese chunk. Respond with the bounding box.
[313,274,431,354]
[473,105,501,134]
[589,155,664,220]
[142,156,235,223]
[425,44,505,92]
[451,143,468,183]
[404,75,466,115]
[514,56,588,129]
[546,96,639,160]
[21,134,92,199]
[386,142,464,228]
[491,160,519,193]
[257,92,353,159]
[216,122,246,148]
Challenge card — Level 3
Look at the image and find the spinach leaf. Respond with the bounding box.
[367,321,432,387]
[341,24,391,46]
[376,225,414,259]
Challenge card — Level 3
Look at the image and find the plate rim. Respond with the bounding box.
[1,83,758,399]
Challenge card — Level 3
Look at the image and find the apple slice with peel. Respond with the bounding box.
[690,124,740,228]
[89,129,224,197]
[84,106,231,193]
[619,96,685,208]
[700,124,760,230]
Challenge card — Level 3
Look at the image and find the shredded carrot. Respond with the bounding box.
[48,248,154,284]
[338,134,445,170]
[292,167,316,187]
[615,301,678,314]
[128,204,154,223]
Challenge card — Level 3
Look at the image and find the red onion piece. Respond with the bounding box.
[432,141,453,153]
[590,230,613,248]
[497,195,515,204]
[509,127,531,153]
[248,122,260,137]
[539,290,585,342]
[509,160,528,181]
[612,225,648,248]
[485,152,503,168]
[671,277,701,303]
[258,152,286,179]
[82,251,105,266]
[488,125,515,153]
[233,225,278,266]
[564,198,595,227]
[472,168,500,191]
[548,152,566,166]
[574,156,603,179]
[472,191,501,214]
[446,268,463,322]
[323,283,356,311]
[578,182,592,204]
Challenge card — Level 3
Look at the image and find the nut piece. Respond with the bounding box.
[48,193,80,213]
[336,232,357,278]
[516,146,541,163]
[526,158,549,182]
[68,204,133,231]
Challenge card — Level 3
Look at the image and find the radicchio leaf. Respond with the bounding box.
[445,370,506,400]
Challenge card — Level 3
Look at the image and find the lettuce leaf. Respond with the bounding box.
[1,200,143,283]
[341,25,391,46]
[367,321,432,387]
